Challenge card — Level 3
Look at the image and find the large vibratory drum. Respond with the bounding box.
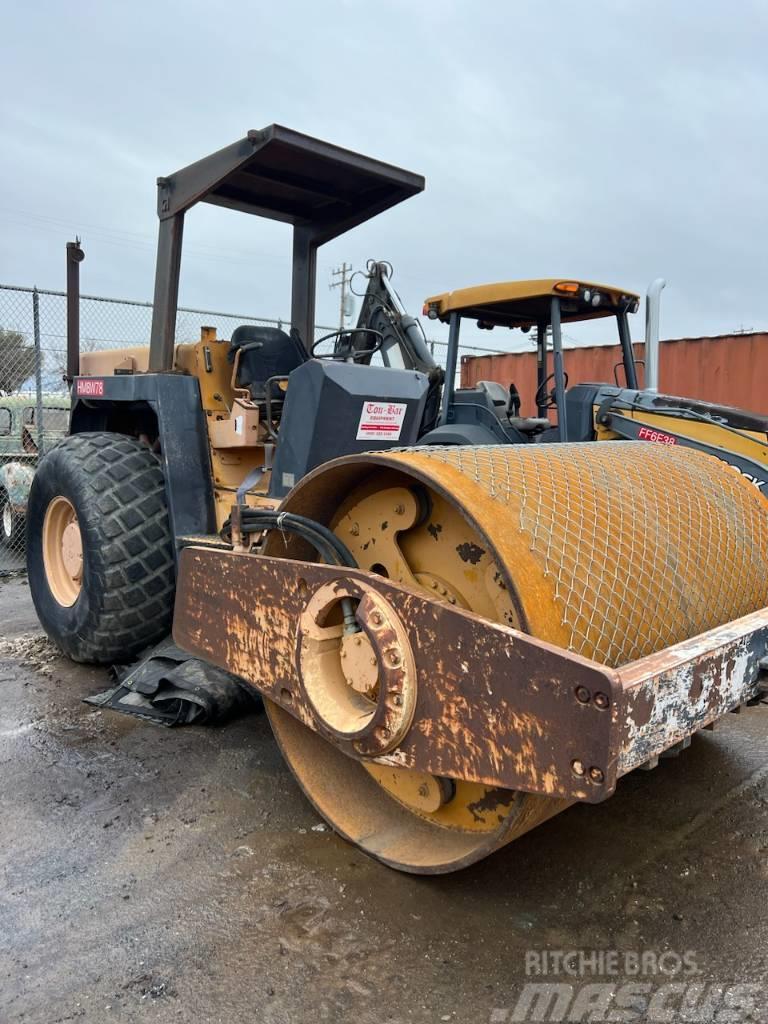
[265,442,768,872]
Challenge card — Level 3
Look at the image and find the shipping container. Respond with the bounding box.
[460,332,768,416]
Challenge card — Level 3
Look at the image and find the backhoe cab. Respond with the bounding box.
[425,276,768,486]
[423,278,640,444]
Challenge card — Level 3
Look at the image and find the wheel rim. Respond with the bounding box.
[2,501,12,540]
[42,496,83,607]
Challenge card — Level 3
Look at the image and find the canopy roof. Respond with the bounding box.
[424,279,640,328]
[158,124,425,245]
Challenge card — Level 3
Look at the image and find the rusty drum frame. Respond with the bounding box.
[174,546,768,804]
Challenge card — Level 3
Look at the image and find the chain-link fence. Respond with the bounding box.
[0,284,323,574]
[0,282,509,575]
[0,284,329,397]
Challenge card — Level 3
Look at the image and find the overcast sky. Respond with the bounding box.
[2,0,767,354]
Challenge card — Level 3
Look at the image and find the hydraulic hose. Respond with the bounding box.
[222,509,358,568]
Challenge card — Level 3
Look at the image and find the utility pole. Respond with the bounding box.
[330,262,353,332]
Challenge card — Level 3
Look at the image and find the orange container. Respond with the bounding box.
[460,332,768,416]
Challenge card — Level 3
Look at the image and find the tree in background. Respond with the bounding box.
[0,329,36,393]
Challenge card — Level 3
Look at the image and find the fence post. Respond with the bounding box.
[32,288,44,455]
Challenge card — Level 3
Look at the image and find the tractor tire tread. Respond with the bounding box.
[27,432,175,663]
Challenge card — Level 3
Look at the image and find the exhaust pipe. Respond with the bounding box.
[66,238,85,381]
[644,277,666,393]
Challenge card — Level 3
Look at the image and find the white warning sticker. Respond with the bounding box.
[356,400,408,441]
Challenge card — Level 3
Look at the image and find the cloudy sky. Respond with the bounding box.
[2,0,767,353]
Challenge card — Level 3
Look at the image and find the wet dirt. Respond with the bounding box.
[1,576,768,1023]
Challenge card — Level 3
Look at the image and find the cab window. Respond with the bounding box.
[0,408,10,436]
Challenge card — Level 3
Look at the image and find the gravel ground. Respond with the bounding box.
[1,575,768,1023]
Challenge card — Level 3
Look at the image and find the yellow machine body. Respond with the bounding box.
[48,124,768,877]
[596,409,768,474]
[80,331,277,526]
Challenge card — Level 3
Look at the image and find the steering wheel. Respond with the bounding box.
[310,328,385,362]
[534,370,569,410]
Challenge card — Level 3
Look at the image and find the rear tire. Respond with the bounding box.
[26,432,175,663]
[0,487,25,549]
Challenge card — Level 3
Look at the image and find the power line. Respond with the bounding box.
[0,206,283,270]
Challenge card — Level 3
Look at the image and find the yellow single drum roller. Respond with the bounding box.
[253,442,768,872]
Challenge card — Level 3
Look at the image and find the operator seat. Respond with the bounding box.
[475,380,550,435]
[228,325,307,405]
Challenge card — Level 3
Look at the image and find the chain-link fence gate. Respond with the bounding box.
[0,282,508,575]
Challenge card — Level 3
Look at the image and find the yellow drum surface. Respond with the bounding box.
[373,441,768,666]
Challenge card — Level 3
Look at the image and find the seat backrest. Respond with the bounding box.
[475,379,510,415]
[228,325,307,399]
